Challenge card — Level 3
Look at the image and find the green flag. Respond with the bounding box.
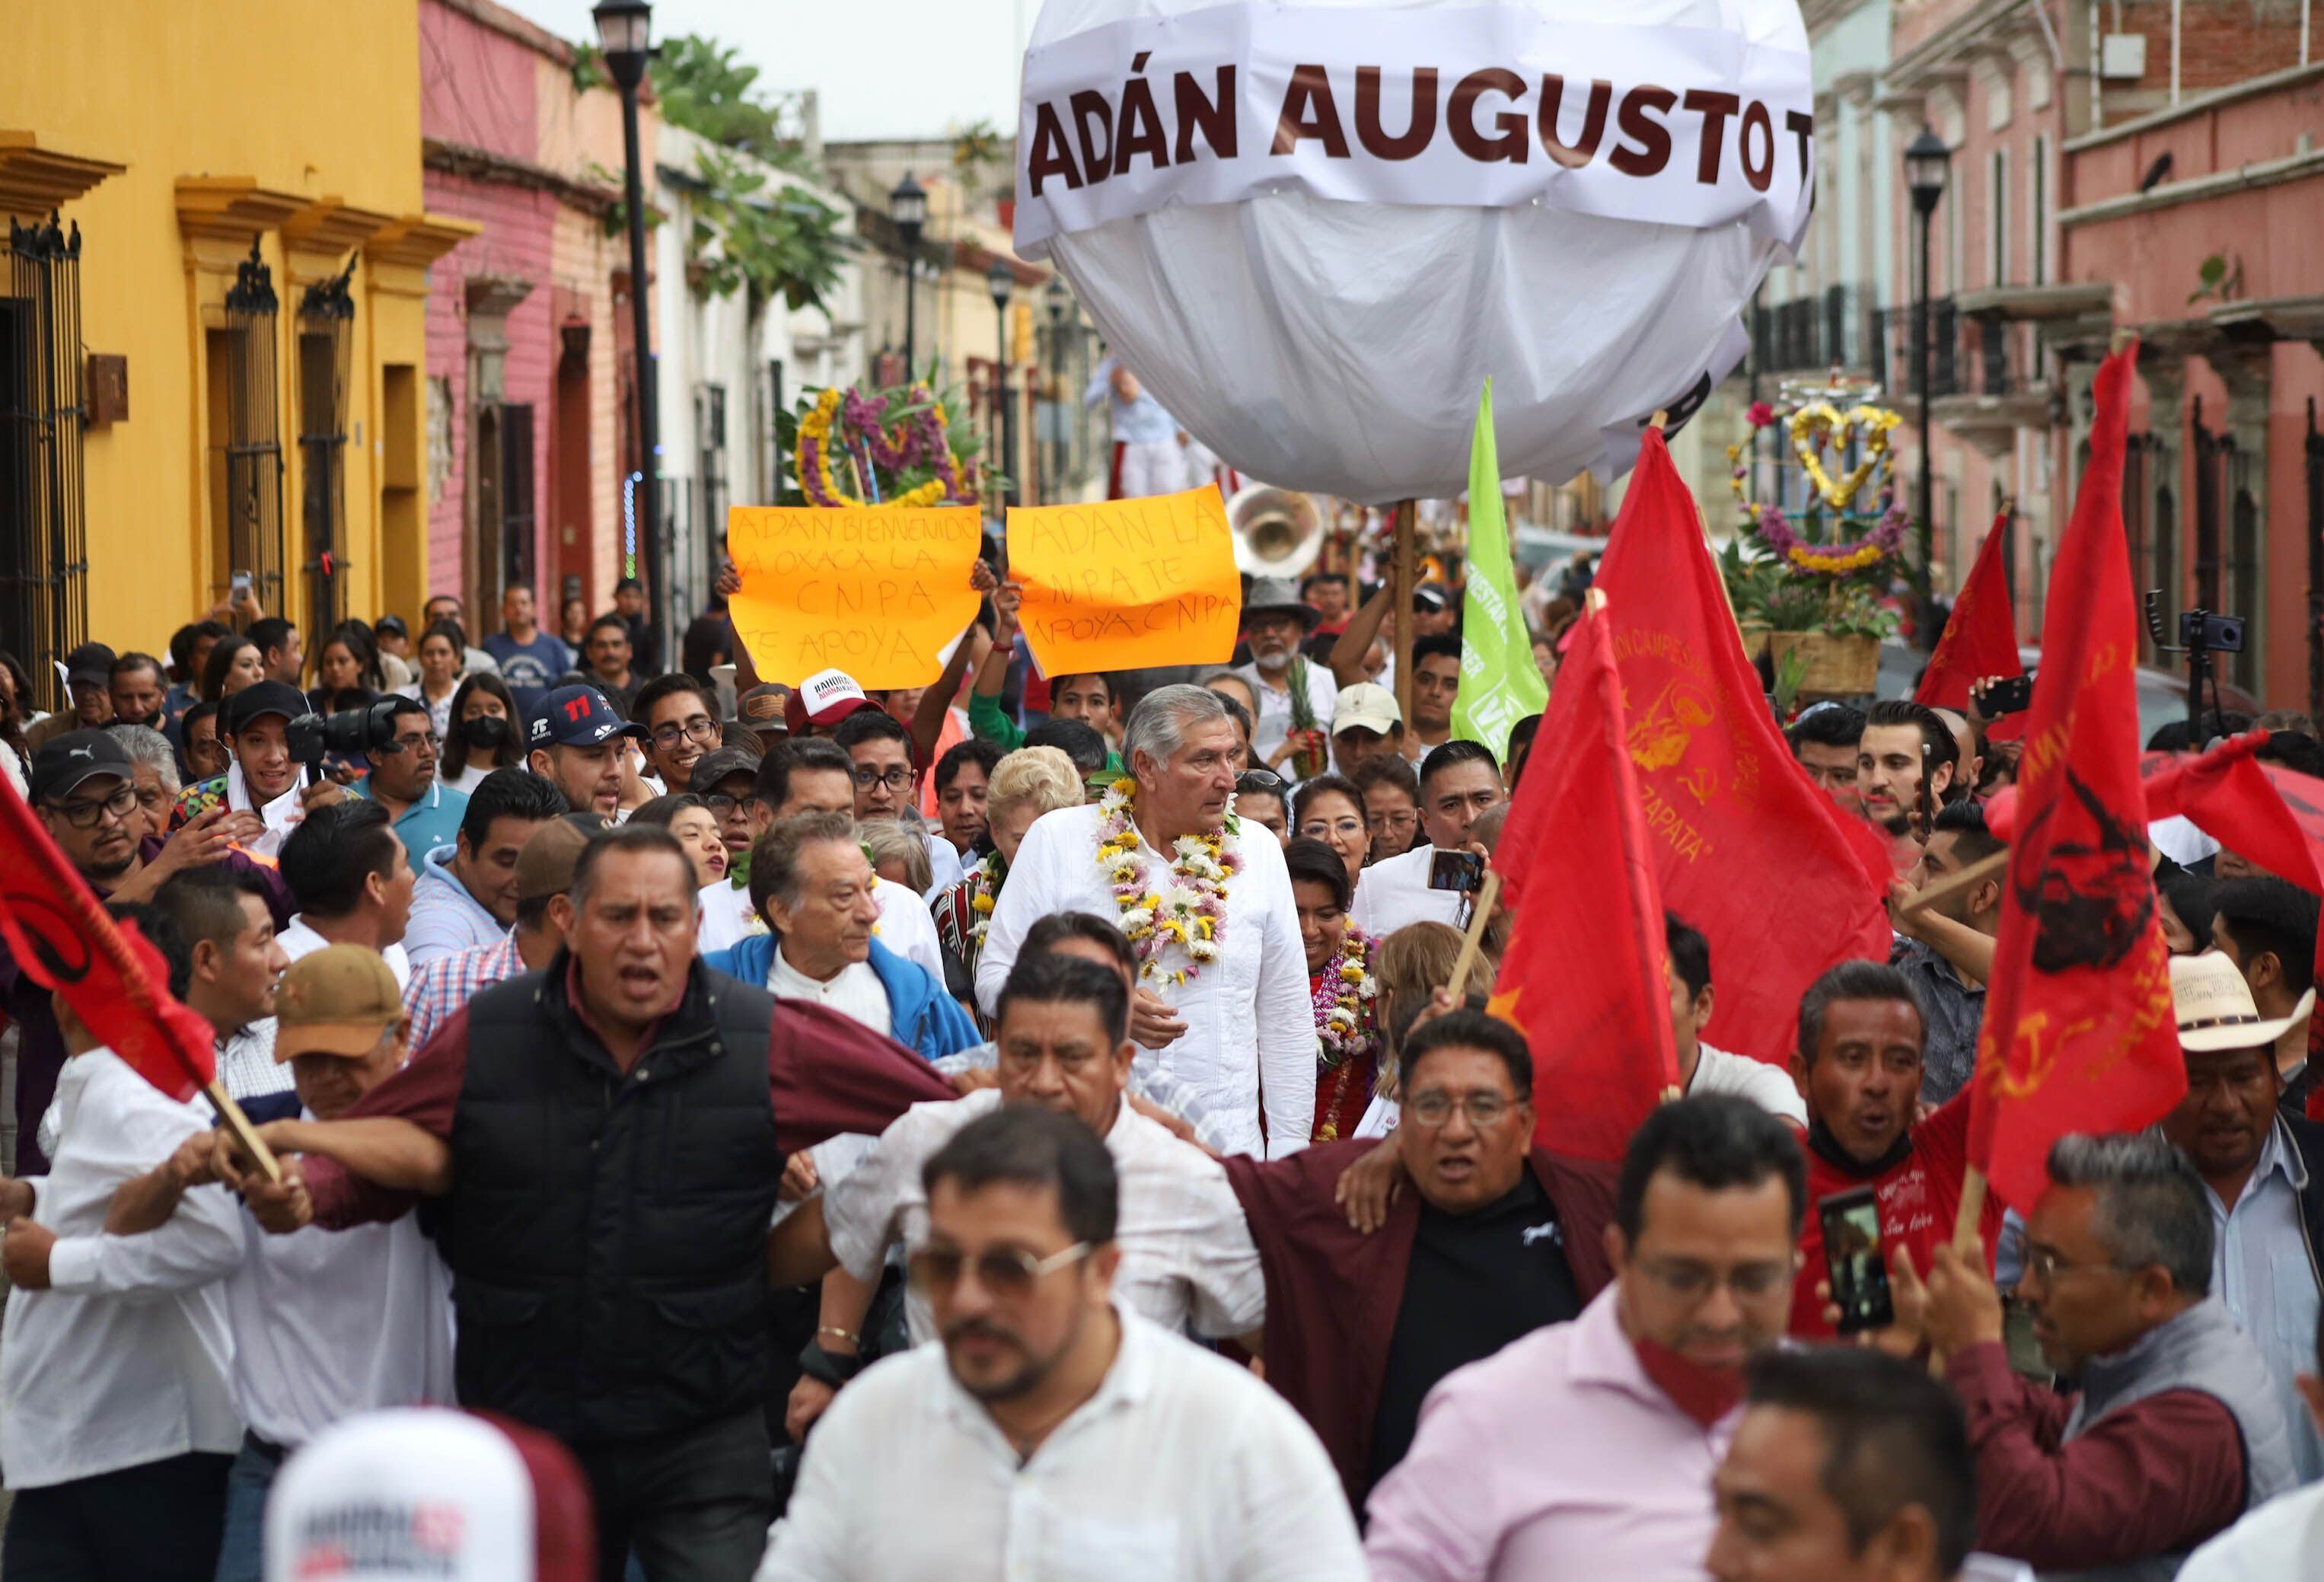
[1452,378,1548,760]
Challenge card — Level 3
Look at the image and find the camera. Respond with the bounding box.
[286,699,406,772]
[2180,611,2246,654]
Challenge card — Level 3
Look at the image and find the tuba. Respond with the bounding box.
[1227,485,1326,579]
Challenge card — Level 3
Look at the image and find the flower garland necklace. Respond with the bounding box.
[1313,927,1378,1068]
[965,849,1006,951]
[1095,780,1242,987]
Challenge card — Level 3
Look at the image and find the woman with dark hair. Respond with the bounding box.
[628,791,729,888]
[1293,773,1368,895]
[333,618,389,689]
[398,620,466,737]
[1286,835,1380,1142]
[438,671,524,793]
[0,649,32,796]
[307,628,379,715]
[200,635,265,703]
[2156,866,2217,957]
[558,595,590,652]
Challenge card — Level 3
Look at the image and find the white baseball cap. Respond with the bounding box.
[1331,682,1402,737]
[265,1408,595,1581]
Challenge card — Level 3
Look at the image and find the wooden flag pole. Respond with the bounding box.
[1894,849,2010,919]
[204,1080,284,1185]
[1446,869,1505,1004]
[1392,499,1417,727]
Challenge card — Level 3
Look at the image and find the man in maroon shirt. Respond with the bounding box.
[225,824,954,1582]
[1909,1131,2298,1578]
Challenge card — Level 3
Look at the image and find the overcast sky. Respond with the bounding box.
[502,0,1028,144]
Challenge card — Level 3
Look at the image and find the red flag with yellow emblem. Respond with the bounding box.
[1589,430,1893,1064]
[1971,340,2182,1215]
[1490,597,1676,1161]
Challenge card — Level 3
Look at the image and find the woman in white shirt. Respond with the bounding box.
[397,621,464,739]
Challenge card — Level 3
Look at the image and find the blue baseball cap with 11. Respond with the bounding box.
[528,685,646,748]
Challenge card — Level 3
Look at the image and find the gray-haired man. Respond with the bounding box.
[976,685,1313,1159]
[1911,1131,2297,1580]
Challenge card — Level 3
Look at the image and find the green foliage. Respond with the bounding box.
[651,34,807,172]
[684,148,845,313]
[952,119,1004,192]
[1719,531,1898,641]
[570,43,609,94]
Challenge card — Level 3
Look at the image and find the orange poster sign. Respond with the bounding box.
[725,506,983,687]
[1006,487,1242,675]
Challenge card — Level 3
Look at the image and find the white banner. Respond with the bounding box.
[1015,1,1813,257]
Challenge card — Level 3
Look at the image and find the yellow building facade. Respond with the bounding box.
[0,1,471,702]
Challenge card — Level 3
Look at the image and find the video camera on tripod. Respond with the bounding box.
[2144,592,2246,740]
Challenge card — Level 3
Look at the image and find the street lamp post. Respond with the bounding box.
[594,0,661,634]
[1905,126,1951,646]
[1044,279,1070,504]
[891,174,926,378]
[987,259,1015,509]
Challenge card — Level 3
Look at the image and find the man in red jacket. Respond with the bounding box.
[1221,1009,1618,1506]
[1788,960,2002,1338]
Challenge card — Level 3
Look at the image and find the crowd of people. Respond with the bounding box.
[0,552,2320,1582]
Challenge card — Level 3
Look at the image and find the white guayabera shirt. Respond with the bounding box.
[976,803,1315,1159]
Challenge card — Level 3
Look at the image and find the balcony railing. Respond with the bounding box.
[1875,298,1960,400]
[1751,283,1879,376]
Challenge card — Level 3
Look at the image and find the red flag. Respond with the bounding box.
[0,770,215,1102]
[2138,735,2324,888]
[1592,429,1892,1062]
[1971,341,2182,1216]
[1914,512,2023,713]
[1489,598,1677,1161]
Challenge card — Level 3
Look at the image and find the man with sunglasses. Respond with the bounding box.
[1223,1010,1618,1508]
[760,1104,1363,1580]
[348,696,465,864]
[1366,1096,1806,1577]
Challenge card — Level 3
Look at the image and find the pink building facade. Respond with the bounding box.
[419,0,642,621]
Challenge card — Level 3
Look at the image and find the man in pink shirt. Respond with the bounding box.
[1363,1095,1806,1580]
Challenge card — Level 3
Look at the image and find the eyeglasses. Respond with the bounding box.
[375,732,441,758]
[1406,1090,1516,1128]
[1302,816,1366,840]
[1369,809,1419,831]
[851,766,913,792]
[2021,1246,2136,1286]
[907,1241,1093,1299]
[651,717,720,751]
[47,783,139,828]
[1634,1256,1796,1303]
[702,792,756,817]
[1238,770,1286,793]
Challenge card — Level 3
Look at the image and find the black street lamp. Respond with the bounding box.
[1044,279,1070,502]
[594,0,661,633]
[1905,125,1951,644]
[891,173,927,378]
[987,258,1015,509]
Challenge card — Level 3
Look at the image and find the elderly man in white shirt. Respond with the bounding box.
[758,1104,1362,1582]
[0,941,244,1578]
[1350,739,1506,940]
[1233,579,1341,786]
[979,684,1315,1159]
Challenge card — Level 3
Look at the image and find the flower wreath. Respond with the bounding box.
[1726,398,1911,576]
[1788,403,1902,512]
[1753,500,1911,576]
[1095,780,1242,987]
[1314,927,1379,1068]
[795,384,977,509]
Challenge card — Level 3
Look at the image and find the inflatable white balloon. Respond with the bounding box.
[1015,0,1814,504]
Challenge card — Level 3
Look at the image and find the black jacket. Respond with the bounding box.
[434,955,782,1446]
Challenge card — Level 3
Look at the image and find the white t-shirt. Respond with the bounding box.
[767,949,892,1038]
[276,919,411,988]
[1348,844,1465,939]
[1688,1043,1807,1124]
[2178,1482,2324,1582]
[1233,659,1342,784]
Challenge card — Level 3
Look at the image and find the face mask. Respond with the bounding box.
[460,716,510,751]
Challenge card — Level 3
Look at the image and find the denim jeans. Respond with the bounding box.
[209,1436,285,1582]
[573,1409,773,1582]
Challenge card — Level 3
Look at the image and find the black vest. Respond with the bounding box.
[436,955,782,1445]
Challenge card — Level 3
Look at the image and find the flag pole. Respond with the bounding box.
[1392,499,1417,725]
[1446,870,1504,1004]
[205,1081,284,1185]
[1894,849,2010,918]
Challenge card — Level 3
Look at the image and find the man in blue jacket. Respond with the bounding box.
[705,810,977,1063]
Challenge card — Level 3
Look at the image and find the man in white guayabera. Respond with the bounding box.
[977,685,1314,1158]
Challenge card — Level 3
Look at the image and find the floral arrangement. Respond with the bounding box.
[964,850,1004,952]
[1721,387,1910,641]
[1095,779,1242,987]
[792,378,980,510]
[1314,927,1378,1067]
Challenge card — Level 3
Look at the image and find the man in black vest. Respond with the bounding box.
[230,824,955,1582]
